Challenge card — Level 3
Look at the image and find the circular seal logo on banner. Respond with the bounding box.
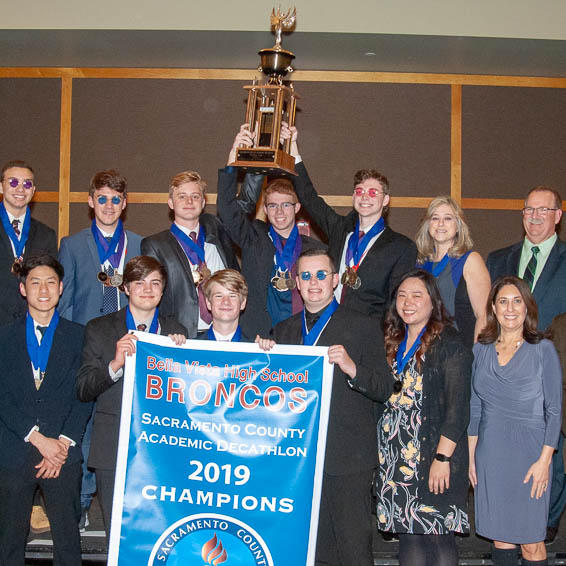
[147,513,274,566]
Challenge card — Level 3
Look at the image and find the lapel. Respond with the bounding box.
[508,243,522,276]
[353,225,394,275]
[534,239,565,303]
[0,217,13,256]
[12,318,38,396]
[42,321,70,391]
[85,228,101,270]
[22,219,37,260]
[166,231,197,287]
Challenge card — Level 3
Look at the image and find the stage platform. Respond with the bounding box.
[25,491,566,565]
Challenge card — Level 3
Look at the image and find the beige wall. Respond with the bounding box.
[2,0,566,40]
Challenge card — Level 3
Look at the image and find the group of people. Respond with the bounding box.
[0,121,564,566]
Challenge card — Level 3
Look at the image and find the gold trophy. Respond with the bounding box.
[230,7,299,175]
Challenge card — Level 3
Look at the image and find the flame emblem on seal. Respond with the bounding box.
[201,534,228,565]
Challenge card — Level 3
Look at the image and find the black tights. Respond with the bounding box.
[398,533,459,566]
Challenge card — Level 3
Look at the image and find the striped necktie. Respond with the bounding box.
[523,246,540,290]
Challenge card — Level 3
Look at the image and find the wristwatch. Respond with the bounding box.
[435,453,451,462]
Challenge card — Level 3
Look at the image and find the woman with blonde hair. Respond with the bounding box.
[416,196,490,344]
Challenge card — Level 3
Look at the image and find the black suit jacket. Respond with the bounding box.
[293,161,417,322]
[0,217,57,325]
[487,237,566,331]
[271,305,393,475]
[217,167,327,337]
[0,316,91,469]
[76,308,187,470]
[141,213,239,337]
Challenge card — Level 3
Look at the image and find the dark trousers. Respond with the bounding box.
[315,469,374,566]
[0,461,82,566]
[95,467,116,540]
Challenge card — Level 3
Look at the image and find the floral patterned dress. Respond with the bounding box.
[376,356,469,534]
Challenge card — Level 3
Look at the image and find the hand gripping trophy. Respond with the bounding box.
[229,7,299,175]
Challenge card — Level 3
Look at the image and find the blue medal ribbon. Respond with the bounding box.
[207,325,243,342]
[269,225,302,272]
[345,217,385,267]
[91,219,126,268]
[126,306,159,334]
[170,224,206,265]
[395,325,427,375]
[26,310,60,374]
[420,253,450,278]
[0,203,30,259]
[301,298,339,346]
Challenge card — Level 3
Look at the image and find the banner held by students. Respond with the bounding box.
[108,333,334,566]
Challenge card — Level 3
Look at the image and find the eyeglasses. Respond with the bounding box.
[97,195,123,205]
[265,202,296,211]
[299,270,335,281]
[5,177,34,190]
[353,187,383,198]
[522,206,559,216]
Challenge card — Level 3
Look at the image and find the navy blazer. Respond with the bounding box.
[487,237,566,331]
[0,217,57,325]
[293,161,417,322]
[76,307,187,470]
[141,214,239,338]
[0,316,92,469]
[58,227,142,324]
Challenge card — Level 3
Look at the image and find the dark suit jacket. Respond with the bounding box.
[58,227,142,324]
[141,214,238,337]
[0,316,91,469]
[487,237,566,331]
[76,307,187,470]
[0,217,57,325]
[217,167,327,337]
[293,161,417,321]
[549,312,566,434]
[271,305,393,475]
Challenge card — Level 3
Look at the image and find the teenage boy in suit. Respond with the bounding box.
[279,124,417,323]
[217,125,326,337]
[0,254,91,565]
[198,268,251,342]
[58,169,142,530]
[0,160,57,325]
[257,249,393,566]
[76,255,186,539]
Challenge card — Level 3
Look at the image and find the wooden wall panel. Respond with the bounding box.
[290,82,451,198]
[0,78,61,191]
[70,78,248,194]
[462,86,566,199]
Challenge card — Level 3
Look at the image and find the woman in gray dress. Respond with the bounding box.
[468,276,562,566]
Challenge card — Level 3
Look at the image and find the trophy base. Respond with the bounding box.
[230,148,297,176]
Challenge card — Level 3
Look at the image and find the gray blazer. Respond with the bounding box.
[58,227,142,325]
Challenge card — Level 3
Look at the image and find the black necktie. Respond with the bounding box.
[36,325,47,340]
[12,219,20,237]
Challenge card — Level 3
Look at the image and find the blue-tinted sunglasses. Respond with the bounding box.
[300,270,334,281]
[97,195,123,205]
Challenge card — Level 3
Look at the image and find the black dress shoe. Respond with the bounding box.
[545,525,558,544]
[380,531,399,542]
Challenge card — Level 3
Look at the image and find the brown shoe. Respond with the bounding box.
[30,505,50,534]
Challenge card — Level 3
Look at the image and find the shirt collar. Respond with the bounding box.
[523,232,557,256]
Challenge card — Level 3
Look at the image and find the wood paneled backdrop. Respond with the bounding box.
[1,68,566,258]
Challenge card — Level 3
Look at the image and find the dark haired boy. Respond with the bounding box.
[0,160,57,324]
[76,255,186,538]
[0,254,91,565]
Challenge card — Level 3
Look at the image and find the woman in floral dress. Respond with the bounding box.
[376,269,473,565]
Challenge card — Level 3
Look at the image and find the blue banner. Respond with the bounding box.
[109,334,334,566]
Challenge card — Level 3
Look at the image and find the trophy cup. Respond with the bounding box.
[230,7,299,175]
